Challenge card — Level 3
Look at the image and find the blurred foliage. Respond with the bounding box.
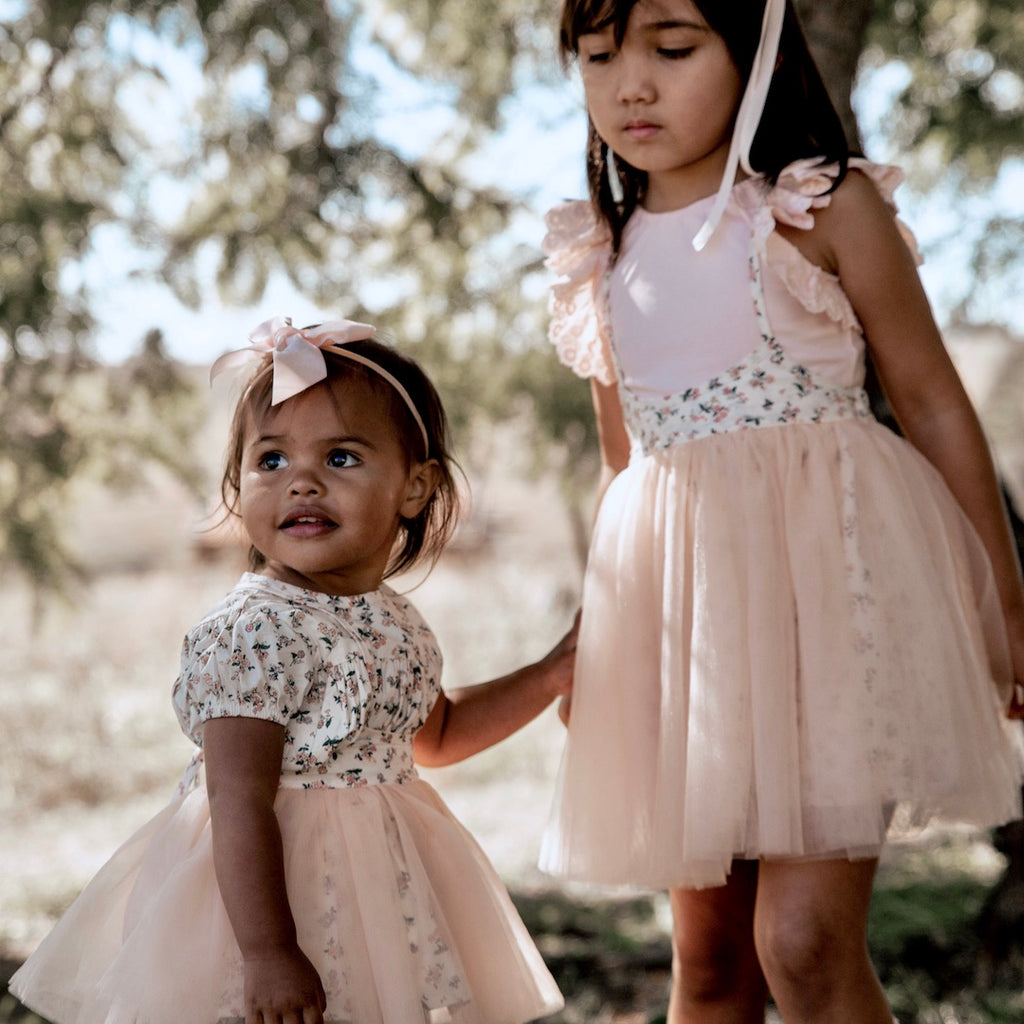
[866,0,1023,180]
[1,0,1022,590]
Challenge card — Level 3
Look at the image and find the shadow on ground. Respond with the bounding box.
[3,875,1023,1024]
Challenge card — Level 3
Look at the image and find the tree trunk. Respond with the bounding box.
[794,0,873,151]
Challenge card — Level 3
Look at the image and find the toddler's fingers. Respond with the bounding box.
[1008,682,1024,720]
[558,694,572,726]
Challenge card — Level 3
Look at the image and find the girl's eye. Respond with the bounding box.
[327,449,360,469]
[658,47,695,60]
[579,30,615,65]
[256,451,286,471]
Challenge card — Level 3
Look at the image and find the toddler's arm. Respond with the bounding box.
[413,615,578,767]
[817,170,1024,719]
[204,717,328,1024]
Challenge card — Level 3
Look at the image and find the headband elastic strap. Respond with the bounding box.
[692,0,786,251]
[320,343,430,455]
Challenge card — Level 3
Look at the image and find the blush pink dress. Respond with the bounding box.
[10,574,563,1024]
[539,158,1024,891]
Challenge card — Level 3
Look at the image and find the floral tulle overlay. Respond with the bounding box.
[211,805,468,1018]
[173,575,442,786]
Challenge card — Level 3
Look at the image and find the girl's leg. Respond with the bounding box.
[667,860,768,1024]
[754,858,891,1024]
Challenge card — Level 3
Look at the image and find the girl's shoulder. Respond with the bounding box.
[542,199,617,386]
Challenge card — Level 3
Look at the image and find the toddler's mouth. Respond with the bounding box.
[280,509,338,534]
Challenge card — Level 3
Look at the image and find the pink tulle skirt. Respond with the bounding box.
[541,418,1024,890]
[12,778,562,1024]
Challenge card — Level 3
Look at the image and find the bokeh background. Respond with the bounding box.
[2,1,1023,1021]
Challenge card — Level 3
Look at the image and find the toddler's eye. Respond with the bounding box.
[584,49,613,64]
[658,47,695,59]
[327,449,360,469]
[257,451,286,471]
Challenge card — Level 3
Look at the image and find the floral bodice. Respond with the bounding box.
[172,574,442,789]
[544,158,921,456]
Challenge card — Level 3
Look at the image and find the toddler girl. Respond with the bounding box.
[540,1,1024,1021]
[11,315,570,1024]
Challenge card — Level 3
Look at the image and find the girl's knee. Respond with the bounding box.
[755,906,870,998]
[672,913,759,1000]
[756,909,831,984]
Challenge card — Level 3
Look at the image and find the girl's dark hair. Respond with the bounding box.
[559,0,851,252]
[221,335,461,580]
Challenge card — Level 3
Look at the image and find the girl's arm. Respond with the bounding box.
[203,717,327,1024]
[413,616,578,767]
[817,171,1024,718]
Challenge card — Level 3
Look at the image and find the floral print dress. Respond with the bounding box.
[11,574,562,1024]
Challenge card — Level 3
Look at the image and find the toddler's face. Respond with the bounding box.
[238,376,434,595]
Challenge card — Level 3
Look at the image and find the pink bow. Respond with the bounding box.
[210,315,376,405]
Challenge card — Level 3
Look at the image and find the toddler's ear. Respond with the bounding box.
[400,459,442,518]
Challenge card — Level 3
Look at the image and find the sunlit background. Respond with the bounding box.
[2,1,1023,1021]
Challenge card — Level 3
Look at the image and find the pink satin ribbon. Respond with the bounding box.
[693,0,785,251]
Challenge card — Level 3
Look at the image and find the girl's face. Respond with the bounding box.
[238,376,437,596]
[578,0,743,211]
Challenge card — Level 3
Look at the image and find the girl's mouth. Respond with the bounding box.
[624,121,659,140]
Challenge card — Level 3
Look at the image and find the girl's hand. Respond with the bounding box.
[243,946,327,1024]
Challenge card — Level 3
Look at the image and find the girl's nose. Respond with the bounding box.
[617,56,655,104]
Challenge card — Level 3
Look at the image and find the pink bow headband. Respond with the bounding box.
[210,316,430,454]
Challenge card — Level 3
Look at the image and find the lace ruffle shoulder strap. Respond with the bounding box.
[543,200,616,386]
[763,156,922,261]
[739,157,923,333]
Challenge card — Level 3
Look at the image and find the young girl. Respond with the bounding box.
[11,316,571,1024]
[539,1,1024,1021]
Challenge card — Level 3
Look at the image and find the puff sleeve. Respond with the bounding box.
[544,200,617,386]
[173,603,320,744]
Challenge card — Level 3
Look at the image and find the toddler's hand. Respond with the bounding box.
[558,694,572,726]
[1008,681,1024,720]
[243,945,326,1024]
[540,611,580,702]
[1005,619,1024,720]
